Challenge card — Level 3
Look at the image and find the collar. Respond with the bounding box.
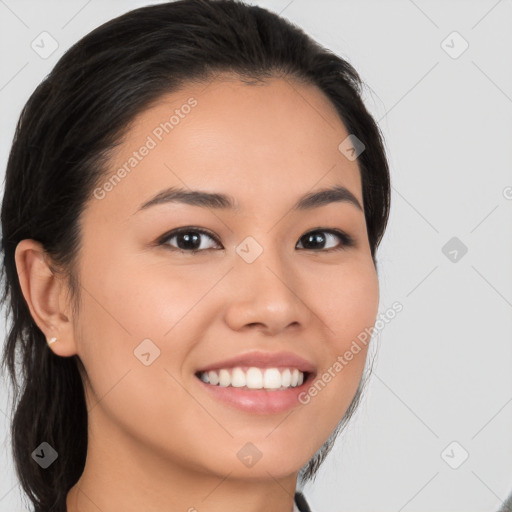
[294,492,311,512]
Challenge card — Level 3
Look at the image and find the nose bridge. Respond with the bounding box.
[223,233,310,333]
[235,233,290,295]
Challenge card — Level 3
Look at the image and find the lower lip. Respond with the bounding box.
[196,373,314,414]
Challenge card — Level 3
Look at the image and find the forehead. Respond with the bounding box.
[92,75,363,218]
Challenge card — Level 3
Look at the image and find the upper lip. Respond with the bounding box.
[196,350,316,374]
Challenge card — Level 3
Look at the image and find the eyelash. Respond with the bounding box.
[157,226,355,254]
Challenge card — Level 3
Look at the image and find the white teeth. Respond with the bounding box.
[281,368,291,387]
[219,369,230,387]
[231,367,246,388]
[246,367,263,389]
[198,367,306,390]
[263,368,282,389]
[208,370,219,385]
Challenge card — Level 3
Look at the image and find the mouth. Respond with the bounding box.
[193,351,316,414]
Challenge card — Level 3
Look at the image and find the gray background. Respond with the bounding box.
[1,1,511,511]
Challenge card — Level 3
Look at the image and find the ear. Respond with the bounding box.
[14,239,78,357]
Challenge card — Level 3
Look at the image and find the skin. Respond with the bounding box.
[15,75,379,512]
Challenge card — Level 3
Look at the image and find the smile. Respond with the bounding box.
[196,367,306,390]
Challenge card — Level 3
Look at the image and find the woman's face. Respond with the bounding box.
[70,76,379,480]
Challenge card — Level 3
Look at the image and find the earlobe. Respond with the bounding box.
[14,239,78,357]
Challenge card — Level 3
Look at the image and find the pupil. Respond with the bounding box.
[303,232,324,249]
[179,232,200,250]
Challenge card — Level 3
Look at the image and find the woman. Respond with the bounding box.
[0,1,390,511]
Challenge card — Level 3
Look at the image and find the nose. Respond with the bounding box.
[222,241,313,336]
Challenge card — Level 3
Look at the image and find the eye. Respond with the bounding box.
[157,226,354,254]
[296,229,354,252]
[158,227,221,253]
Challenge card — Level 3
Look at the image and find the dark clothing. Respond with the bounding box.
[294,492,312,512]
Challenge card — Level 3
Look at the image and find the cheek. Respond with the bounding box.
[73,254,224,410]
[296,257,379,416]
[77,250,211,345]
[305,257,380,348]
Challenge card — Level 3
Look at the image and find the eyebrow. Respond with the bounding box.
[135,184,363,214]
